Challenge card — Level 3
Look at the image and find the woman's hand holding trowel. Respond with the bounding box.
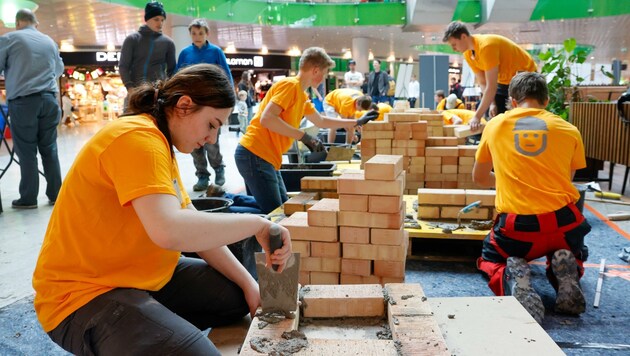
[256,223,293,273]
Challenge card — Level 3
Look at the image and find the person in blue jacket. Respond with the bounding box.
[177,19,233,191]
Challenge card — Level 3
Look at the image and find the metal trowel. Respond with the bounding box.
[255,224,300,318]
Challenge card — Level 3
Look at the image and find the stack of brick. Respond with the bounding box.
[336,155,408,285]
[457,146,478,189]
[282,176,338,216]
[417,188,497,221]
[418,112,445,136]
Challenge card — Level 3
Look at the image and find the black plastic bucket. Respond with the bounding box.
[191,197,233,213]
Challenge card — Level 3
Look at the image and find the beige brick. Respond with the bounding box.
[410,121,427,132]
[442,181,459,188]
[301,284,385,318]
[466,189,496,206]
[419,113,443,121]
[387,113,422,122]
[405,173,425,182]
[392,140,408,148]
[406,181,424,190]
[305,199,319,210]
[338,171,404,196]
[442,165,458,174]
[393,130,411,140]
[343,243,406,261]
[364,155,404,181]
[320,191,338,199]
[309,271,339,285]
[426,136,460,147]
[375,146,392,155]
[424,181,442,188]
[390,317,449,356]
[283,192,318,216]
[362,146,376,157]
[371,227,405,246]
[307,198,339,227]
[375,139,391,148]
[301,257,341,272]
[342,243,375,260]
[407,140,426,148]
[406,147,425,156]
[374,260,405,278]
[363,121,394,131]
[340,274,382,285]
[370,207,405,229]
[361,138,376,148]
[425,157,441,165]
[395,122,413,132]
[338,194,368,212]
[362,130,394,139]
[458,173,474,182]
[442,156,459,165]
[443,173,458,181]
[417,206,440,219]
[278,212,338,241]
[384,283,432,316]
[338,210,371,227]
[441,206,490,219]
[425,165,441,174]
[301,176,338,191]
[458,164,473,174]
[443,124,457,136]
[341,258,372,276]
[410,156,426,166]
[391,147,406,156]
[418,188,466,205]
[411,130,428,139]
[459,156,475,165]
[310,241,341,258]
[339,226,370,244]
[425,146,459,157]
[292,240,310,257]
[458,144,478,157]
[369,195,403,214]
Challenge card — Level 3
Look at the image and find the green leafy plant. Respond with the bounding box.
[538,38,588,120]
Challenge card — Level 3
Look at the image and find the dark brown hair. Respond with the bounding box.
[443,21,470,42]
[357,95,373,111]
[509,72,548,105]
[123,64,235,150]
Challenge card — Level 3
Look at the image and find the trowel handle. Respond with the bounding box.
[269,223,283,271]
[460,200,482,214]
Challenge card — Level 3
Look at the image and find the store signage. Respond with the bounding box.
[96,51,121,62]
[225,54,290,69]
[227,56,263,67]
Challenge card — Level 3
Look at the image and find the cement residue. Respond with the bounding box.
[391,316,399,325]
[400,294,414,300]
[257,312,286,324]
[249,331,308,355]
[469,220,493,230]
[394,340,404,356]
[257,321,269,329]
[421,296,427,302]
[376,323,392,340]
[382,288,397,305]
[298,286,310,313]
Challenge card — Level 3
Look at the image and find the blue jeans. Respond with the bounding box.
[234,144,288,214]
[8,92,62,204]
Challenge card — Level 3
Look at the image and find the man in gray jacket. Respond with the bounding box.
[0,9,64,209]
[367,59,389,104]
[119,1,176,92]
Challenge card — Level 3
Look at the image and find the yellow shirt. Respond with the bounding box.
[240,77,316,169]
[464,35,537,85]
[33,114,189,332]
[442,109,477,125]
[436,98,464,111]
[475,108,586,214]
[355,102,391,122]
[324,88,363,119]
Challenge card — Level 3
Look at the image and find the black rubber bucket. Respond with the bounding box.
[191,197,233,213]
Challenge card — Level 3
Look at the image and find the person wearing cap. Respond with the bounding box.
[436,93,465,111]
[323,88,374,144]
[473,72,590,325]
[443,21,536,131]
[120,1,176,94]
[176,18,232,190]
[344,59,364,91]
[441,109,483,125]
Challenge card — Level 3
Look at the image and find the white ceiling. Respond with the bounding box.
[0,0,628,66]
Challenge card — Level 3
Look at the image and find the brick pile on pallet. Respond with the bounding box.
[417,188,497,221]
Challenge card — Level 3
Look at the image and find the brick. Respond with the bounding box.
[361,138,376,148]
[458,164,473,174]
[292,240,310,257]
[283,192,318,216]
[417,206,440,219]
[279,212,338,242]
[406,181,424,190]
[440,206,490,220]
[371,227,406,246]
[364,155,404,181]
[395,122,413,132]
[459,156,475,165]
[392,140,408,148]
[442,156,459,165]
[465,189,496,206]
[375,139,392,148]
[301,257,341,272]
[307,198,339,227]
[443,124,457,136]
[338,194,368,212]
[320,191,338,199]
[384,283,432,316]
[338,171,405,196]
[406,147,425,156]
[442,165,458,174]
[301,176,338,191]
[425,157,441,165]
[341,258,372,276]
[424,181,442,188]
[343,243,406,261]
[301,284,385,318]
[407,165,425,175]
[405,173,425,182]
[342,243,375,260]
[443,173,458,181]
[425,165,441,174]
[339,226,370,244]
[387,113,422,122]
[369,195,403,214]
[389,316,449,356]
[362,130,394,139]
[425,147,459,157]
[338,210,371,227]
[374,260,405,278]
[309,271,339,285]
[363,121,394,131]
[410,156,425,166]
[410,121,427,131]
[370,208,405,229]
[391,147,405,156]
[310,241,341,258]
[418,188,466,205]
[394,130,411,139]
[362,146,376,157]
[240,309,300,356]
[305,199,319,210]
[340,274,382,285]
[426,136,460,147]
[411,131,428,139]
[458,145,478,157]
[299,271,310,285]
[375,147,392,155]
[442,181,459,188]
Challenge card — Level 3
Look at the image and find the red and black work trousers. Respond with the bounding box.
[477,203,591,296]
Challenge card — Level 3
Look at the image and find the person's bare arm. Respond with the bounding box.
[472,160,495,188]
[259,102,304,140]
[305,111,357,130]
[470,66,498,130]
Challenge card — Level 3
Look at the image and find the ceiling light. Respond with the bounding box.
[225,42,236,53]
[0,0,38,28]
[343,50,352,59]
[368,51,374,60]
[407,55,413,63]
[287,47,301,57]
[260,45,268,54]
[106,43,115,51]
[60,40,75,52]
[387,53,396,62]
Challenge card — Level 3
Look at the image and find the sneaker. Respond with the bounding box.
[214,166,225,186]
[193,176,210,191]
[12,199,37,209]
[504,257,545,324]
[551,249,586,315]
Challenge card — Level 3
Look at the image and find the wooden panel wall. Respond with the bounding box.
[571,102,630,166]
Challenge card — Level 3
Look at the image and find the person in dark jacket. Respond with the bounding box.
[367,59,389,104]
[119,2,176,93]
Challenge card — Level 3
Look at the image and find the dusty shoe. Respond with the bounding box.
[504,257,545,324]
[214,166,225,186]
[193,176,210,191]
[551,249,585,315]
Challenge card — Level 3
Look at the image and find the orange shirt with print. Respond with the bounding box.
[33,115,188,332]
[475,108,586,214]
[240,77,316,169]
[464,34,537,85]
[324,88,363,119]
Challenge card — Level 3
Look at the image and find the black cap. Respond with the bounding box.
[145,1,166,21]
[348,60,356,65]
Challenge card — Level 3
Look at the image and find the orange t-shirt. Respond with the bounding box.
[33,114,189,332]
[324,88,363,119]
[437,98,465,111]
[240,77,316,169]
[442,109,480,125]
[355,102,392,122]
[464,34,537,85]
[475,108,586,214]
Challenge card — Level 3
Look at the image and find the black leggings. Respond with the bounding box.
[48,257,249,355]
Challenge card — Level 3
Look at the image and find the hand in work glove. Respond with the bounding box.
[300,132,325,152]
[355,110,379,126]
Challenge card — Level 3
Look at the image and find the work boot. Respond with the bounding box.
[214,166,226,186]
[503,257,545,324]
[193,176,210,192]
[551,249,585,315]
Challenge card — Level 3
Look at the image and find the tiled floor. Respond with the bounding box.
[0,119,629,311]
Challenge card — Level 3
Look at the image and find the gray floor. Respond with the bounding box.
[1,119,629,355]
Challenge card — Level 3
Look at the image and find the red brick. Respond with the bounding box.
[369,195,403,214]
[364,155,404,181]
[339,226,370,244]
[338,171,405,196]
[374,260,405,278]
[371,227,406,246]
[341,258,372,276]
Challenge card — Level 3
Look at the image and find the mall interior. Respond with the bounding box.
[0,0,629,354]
